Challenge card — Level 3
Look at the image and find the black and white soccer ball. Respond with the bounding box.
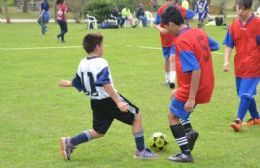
[148,132,169,152]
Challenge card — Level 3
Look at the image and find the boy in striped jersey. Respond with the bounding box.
[59,33,157,161]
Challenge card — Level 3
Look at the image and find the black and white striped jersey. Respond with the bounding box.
[72,56,116,100]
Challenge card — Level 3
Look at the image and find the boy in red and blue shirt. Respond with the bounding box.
[223,0,260,132]
[154,0,195,88]
[161,6,219,163]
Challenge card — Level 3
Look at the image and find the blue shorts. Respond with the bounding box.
[236,77,260,98]
[162,46,175,59]
[169,98,190,120]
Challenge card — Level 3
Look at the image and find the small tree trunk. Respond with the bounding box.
[22,0,28,13]
[3,0,11,23]
[54,2,57,23]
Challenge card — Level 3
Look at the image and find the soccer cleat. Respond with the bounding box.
[243,118,260,126]
[168,153,193,163]
[60,137,76,161]
[186,129,199,151]
[230,120,242,132]
[134,147,158,159]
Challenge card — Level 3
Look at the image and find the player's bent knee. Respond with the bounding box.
[134,113,142,121]
[168,112,179,122]
[240,93,254,100]
[91,129,105,139]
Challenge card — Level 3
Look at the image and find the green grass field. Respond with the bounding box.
[0,23,259,168]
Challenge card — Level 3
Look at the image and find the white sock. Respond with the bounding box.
[169,71,176,83]
[165,72,170,83]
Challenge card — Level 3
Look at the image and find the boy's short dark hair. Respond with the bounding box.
[237,0,252,10]
[161,5,184,25]
[82,33,103,54]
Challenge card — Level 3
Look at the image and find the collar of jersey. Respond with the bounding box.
[179,27,190,36]
[239,14,255,28]
[87,56,100,60]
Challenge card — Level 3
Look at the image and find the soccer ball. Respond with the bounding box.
[148,132,169,152]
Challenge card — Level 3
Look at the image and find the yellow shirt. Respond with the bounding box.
[121,8,132,17]
[182,0,189,10]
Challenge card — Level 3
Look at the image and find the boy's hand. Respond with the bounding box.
[224,61,230,72]
[170,89,177,99]
[184,98,195,112]
[117,101,128,112]
[59,80,72,87]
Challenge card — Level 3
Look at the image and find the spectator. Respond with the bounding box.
[136,3,147,27]
[121,7,138,27]
[112,6,125,28]
[38,0,49,35]
[182,0,189,10]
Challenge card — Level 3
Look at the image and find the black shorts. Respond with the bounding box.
[90,94,139,134]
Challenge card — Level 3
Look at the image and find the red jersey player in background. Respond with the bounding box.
[56,0,68,43]
[154,0,195,89]
[223,0,260,132]
[161,6,219,162]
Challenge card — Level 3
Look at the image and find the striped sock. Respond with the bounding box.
[70,130,92,146]
[180,118,193,133]
[170,124,191,155]
[134,130,145,151]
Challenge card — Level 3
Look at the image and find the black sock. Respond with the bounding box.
[170,124,191,155]
[180,118,193,133]
[70,130,92,146]
[134,130,145,151]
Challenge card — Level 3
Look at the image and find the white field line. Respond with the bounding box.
[0,45,82,51]
[126,45,225,55]
[1,44,225,55]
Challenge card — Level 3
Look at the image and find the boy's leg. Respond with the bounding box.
[132,114,158,159]
[57,21,62,39]
[115,94,157,159]
[132,114,144,151]
[168,98,193,163]
[163,47,175,88]
[180,118,199,151]
[180,118,192,133]
[60,99,114,161]
[168,112,193,162]
[231,78,259,131]
[244,98,260,125]
[60,129,103,161]
[245,79,260,125]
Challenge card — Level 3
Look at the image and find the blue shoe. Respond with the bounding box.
[134,148,158,159]
[60,137,76,160]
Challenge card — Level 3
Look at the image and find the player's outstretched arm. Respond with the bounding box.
[59,80,72,87]
[224,47,232,72]
[103,83,128,112]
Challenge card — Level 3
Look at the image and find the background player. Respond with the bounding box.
[195,0,209,28]
[154,0,195,89]
[223,0,260,132]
